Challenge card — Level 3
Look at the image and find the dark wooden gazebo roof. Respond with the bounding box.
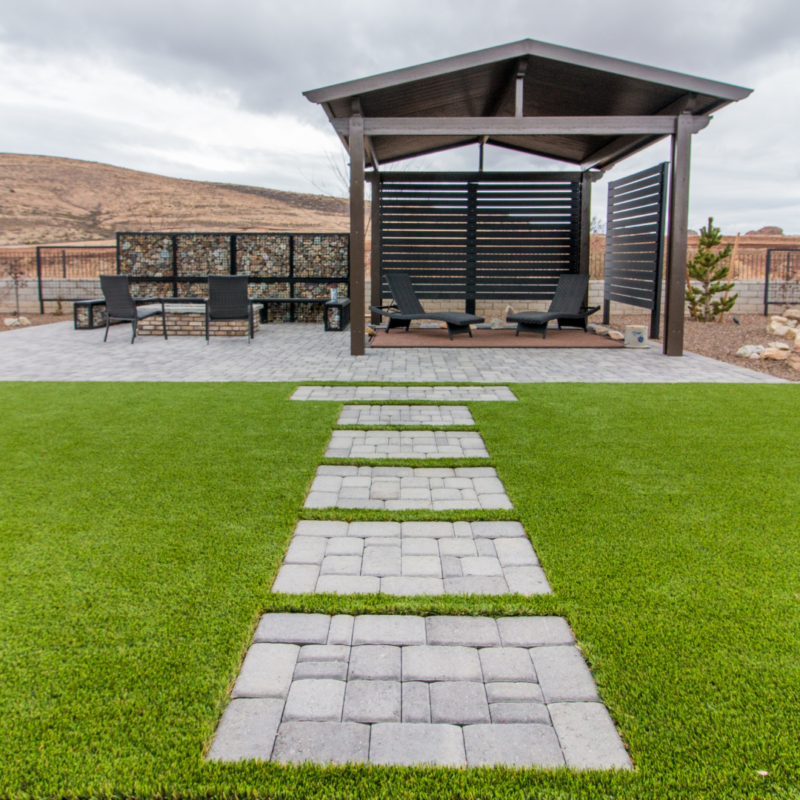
[305,39,750,170]
[304,40,751,357]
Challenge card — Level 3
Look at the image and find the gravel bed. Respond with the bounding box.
[588,312,799,383]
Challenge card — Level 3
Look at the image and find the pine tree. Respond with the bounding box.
[685,217,736,322]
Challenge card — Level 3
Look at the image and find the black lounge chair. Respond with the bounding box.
[369,272,484,339]
[506,274,600,338]
[100,274,166,344]
[206,275,256,343]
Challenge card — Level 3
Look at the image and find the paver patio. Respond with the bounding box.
[272,520,550,596]
[324,430,489,459]
[304,466,513,510]
[0,322,785,383]
[208,613,631,769]
[337,405,476,425]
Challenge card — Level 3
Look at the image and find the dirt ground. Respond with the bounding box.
[0,313,71,332]
[594,312,800,382]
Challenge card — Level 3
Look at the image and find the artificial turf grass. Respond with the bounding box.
[1,382,799,798]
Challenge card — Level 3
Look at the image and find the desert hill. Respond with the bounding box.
[0,154,349,246]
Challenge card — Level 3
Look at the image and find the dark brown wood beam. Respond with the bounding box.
[663,113,693,357]
[331,116,710,137]
[368,173,382,325]
[349,109,366,356]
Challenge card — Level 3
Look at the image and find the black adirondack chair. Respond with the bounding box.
[100,275,166,344]
[506,274,600,338]
[369,272,484,339]
[206,275,255,343]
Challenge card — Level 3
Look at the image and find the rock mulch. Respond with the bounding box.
[271,521,550,596]
[207,613,632,769]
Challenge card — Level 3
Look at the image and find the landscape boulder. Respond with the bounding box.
[761,348,790,361]
[3,317,31,328]
[767,341,791,351]
[784,308,800,322]
[736,345,764,358]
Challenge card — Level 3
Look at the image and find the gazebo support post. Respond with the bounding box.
[579,171,592,307]
[664,112,693,357]
[349,111,366,356]
[369,172,382,325]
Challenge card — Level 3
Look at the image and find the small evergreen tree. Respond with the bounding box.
[685,217,736,322]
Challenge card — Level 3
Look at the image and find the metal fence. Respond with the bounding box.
[0,247,116,278]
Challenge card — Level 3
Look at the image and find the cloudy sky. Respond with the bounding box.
[1,0,798,232]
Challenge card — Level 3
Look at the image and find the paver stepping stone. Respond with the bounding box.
[272,521,548,596]
[292,386,518,401]
[338,405,476,426]
[208,613,632,769]
[305,466,512,510]
[325,429,489,459]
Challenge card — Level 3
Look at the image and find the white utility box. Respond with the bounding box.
[624,324,649,348]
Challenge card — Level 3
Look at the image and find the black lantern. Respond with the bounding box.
[324,297,351,331]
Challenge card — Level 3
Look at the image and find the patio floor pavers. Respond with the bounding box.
[324,430,489,459]
[304,466,512,510]
[337,405,476,425]
[295,386,518,401]
[0,322,785,383]
[271,521,550,596]
[207,613,632,769]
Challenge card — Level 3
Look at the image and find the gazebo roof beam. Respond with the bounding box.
[331,116,710,137]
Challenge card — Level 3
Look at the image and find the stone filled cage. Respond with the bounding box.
[115,232,349,323]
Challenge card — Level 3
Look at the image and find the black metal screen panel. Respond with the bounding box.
[603,163,668,335]
[764,249,800,315]
[379,172,582,310]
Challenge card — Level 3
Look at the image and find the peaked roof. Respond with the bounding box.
[304,39,752,169]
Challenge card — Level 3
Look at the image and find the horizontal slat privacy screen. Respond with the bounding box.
[602,163,668,336]
[378,172,583,312]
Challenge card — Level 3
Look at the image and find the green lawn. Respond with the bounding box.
[0,382,798,799]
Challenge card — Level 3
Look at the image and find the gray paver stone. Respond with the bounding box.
[381,577,444,596]
[362,546,401,577]
[293,661,349,681]
[255,613,330,645]
[489,702,550,724]
[342,680,401,723]
[430,681,490,724]
[298,646,350,664]
[348,645,402,680]
[401,521,454,538]
[402,645,482,681]
[493,538,539,566]
[285,537,328,564]
[548,702,633,769]
[352,615,427,646]
[463,724,565,768]
[474,539,497,557]
[327,615,354,645]
[320,556,362,576]
[441,557,462,578]
[271,721,369,765]
[485,682,544,703]
[282,679,345,722]
[369,723,466,767]
[496,617,575,647]
[272,565,319,594]
[438,539,477,557]
[425,616,500,647]
[401,538,439,556]
[315,575,380,595]
[504,566,552,594]
[207,698,285,762]
[479,494,514,509]
[529,646,599,702]
[295,520,348,537]
[349,521,401,538]
[231,643,300,699]
[460,556,503,577]
[454,467,498,477]
[443,576,509,595]
[470,521,526,539]
[304,492,338,508]
[401,681,430,723]
[325,538,364,556]
[479,647,538,682]
[402,555,443,577]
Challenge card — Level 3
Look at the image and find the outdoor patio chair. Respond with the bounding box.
[206,275,255,343]
[99,274,166,344]
[369,272,484,339]
[506,274,600,338]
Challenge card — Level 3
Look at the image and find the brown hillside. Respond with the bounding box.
[0,154,350,246]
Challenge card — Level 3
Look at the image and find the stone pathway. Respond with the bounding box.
[325,430,489,459]
[338,405,476,425]
[0,322,784,383]
[208,613,632,769]
[209,389,633,771]
[304,466,513,510]
[272,521,550,596]
[295,386,519,401]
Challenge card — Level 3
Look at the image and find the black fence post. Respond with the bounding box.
[289,235,295,322]
[37,247,44,314]
[465,182,477,315]
[764,250,772,316]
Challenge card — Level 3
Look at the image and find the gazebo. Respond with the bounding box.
[304,39,751,357]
